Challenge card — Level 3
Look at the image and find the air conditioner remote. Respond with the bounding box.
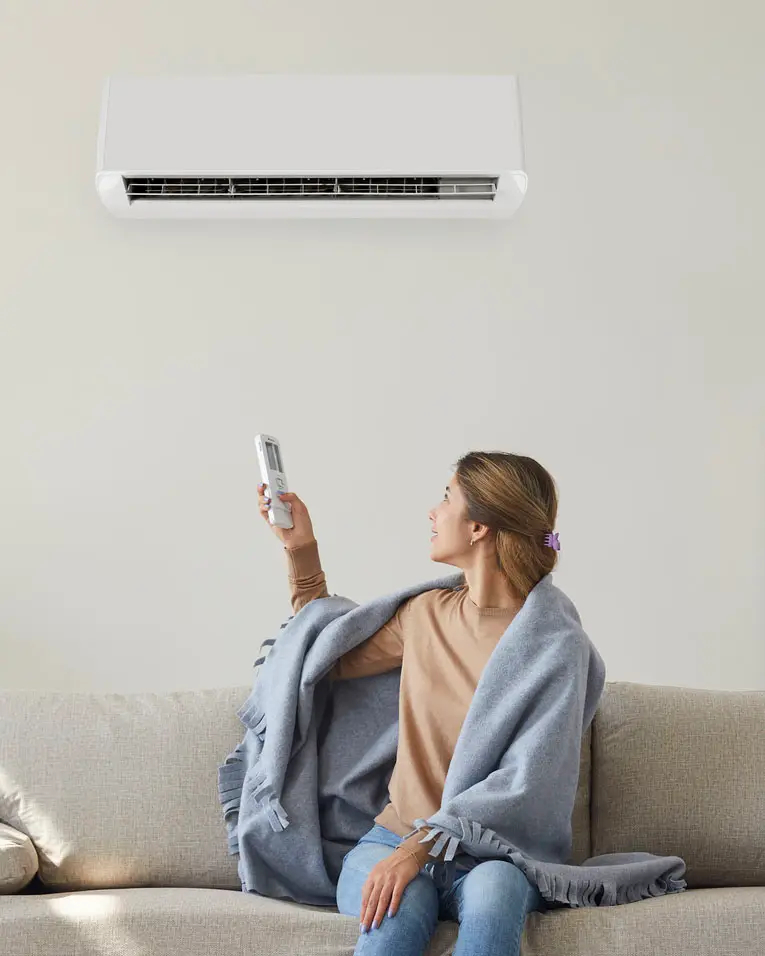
[254,434,294,530]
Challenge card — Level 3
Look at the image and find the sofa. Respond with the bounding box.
[1,680,764,955]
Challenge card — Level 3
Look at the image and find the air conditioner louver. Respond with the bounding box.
[123,176,498,202]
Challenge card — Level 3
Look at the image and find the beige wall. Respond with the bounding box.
[1,2,763,693]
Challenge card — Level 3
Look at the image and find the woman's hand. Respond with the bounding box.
[257,485,316,551]
[359,849,421,934]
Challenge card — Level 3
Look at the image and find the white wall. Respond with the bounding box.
[1,1,763,694]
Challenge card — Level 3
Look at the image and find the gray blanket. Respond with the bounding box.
[217,571,687,907]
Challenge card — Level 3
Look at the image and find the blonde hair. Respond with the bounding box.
[454,451,559,599]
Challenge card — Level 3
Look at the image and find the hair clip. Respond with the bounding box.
[544,532,561,551]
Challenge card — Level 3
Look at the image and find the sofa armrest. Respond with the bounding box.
[0,822,39,894]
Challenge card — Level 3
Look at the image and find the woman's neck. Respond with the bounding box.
[462,562,524,611]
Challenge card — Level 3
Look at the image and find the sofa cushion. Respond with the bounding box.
[0,887,456,955]
[1,884,763,956]
[591,681,765,888]
[0,687,252,891]
[0,823,39,894]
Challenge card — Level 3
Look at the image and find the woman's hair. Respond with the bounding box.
[454,451,559,598]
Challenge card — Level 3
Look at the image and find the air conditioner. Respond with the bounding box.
[96,75,527,220]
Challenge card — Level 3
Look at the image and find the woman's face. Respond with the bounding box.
[428,474,472,565]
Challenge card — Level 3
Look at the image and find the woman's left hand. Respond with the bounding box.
[360,849,421,933]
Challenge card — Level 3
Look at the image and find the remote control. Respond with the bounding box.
[254,434,294,530]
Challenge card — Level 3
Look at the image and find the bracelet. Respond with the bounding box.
[394,844,424,867]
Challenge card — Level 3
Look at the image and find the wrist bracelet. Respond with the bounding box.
[394,844,424,866]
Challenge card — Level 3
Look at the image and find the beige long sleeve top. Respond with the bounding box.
[285,540,518,867]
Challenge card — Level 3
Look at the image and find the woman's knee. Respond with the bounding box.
[399,872,440,921]
[336,844,439,924]
[336,843,391,917]
[343,875,440,954]
[459,860,541,915]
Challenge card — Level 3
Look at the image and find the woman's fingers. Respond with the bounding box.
[257,483,271,519]
[387,877,405,918]
[359,876,371,931]
[358,853,421,935]
[360,877,380,933]
[372,878,395,929]
[275,491,302,513]
[360,876,397,933]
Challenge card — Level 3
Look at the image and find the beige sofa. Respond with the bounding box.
[1,681,764,955]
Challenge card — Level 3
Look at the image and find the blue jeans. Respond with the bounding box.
[336,825,546,956]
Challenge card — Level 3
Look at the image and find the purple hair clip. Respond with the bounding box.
[544,532,561,551]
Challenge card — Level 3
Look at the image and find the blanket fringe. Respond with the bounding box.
[265,798,290,832]
[414,821,460,863]
[218,758,246,820]
[237,693,267,734]
[217,754,245,856]
[511,847,687,907]
[244,768,290,834]
[413,823,462,885]
[217,745,290,855]
[413,816,687,908]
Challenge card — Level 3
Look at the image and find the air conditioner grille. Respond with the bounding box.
[124,176,498,202]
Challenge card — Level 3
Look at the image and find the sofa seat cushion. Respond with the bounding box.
[0,886,456,955]
[525,885,765,956]
[1,885,763,956]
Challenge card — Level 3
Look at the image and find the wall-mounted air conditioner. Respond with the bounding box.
[96,75,527,220]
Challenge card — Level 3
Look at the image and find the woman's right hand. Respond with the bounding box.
[258,484,316,551]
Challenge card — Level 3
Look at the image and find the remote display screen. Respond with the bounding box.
[265,440,284,473]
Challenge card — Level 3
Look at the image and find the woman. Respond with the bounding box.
[258,451,559,956]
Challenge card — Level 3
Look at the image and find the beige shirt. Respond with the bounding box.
[286,540,518,865]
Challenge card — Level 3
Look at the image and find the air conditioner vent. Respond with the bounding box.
[123,176,498,202]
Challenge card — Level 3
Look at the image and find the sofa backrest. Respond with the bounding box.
[6,678,763,894]
[0,686,250,892]
[0,678,597,896]
[569,724,593,865]
[0,681,594,891]
[590,681,765,888]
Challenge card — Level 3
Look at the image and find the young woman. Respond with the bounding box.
[258,451,561,956]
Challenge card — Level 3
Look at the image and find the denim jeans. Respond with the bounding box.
[336,825,547,956]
